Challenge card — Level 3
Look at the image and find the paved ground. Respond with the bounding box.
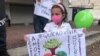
[6,24,33,49]
[87,33,100,56]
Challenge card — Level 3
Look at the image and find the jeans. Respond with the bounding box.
[33,15,49,33]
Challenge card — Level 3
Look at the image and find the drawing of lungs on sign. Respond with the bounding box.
[43,38,67,56]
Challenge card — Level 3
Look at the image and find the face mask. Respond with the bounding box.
[52,15,62,25]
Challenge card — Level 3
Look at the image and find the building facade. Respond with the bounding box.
[5,0,100,25]
[5,0,73,25]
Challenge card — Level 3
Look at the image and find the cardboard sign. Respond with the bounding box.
[27,29,86,56]
[34,0,61,20]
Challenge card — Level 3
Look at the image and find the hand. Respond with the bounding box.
[24,35,28,42]
[82,28,87,33]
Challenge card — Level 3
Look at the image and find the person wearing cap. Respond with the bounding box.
[33,0,63,33]
[0,0,9,56]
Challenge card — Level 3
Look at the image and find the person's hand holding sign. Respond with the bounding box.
[82,28,87,33]
[24,35,28,42]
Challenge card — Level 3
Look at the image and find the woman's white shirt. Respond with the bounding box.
[44,22,72,32]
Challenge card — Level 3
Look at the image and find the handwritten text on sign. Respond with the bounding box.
[27,29,86,56]
[34,0,61,20]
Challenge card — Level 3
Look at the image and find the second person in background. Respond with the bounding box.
[33,0,63,33]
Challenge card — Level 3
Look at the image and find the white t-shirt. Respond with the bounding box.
[34,0,61,20]
[44,22,72,32]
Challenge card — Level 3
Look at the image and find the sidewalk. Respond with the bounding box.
[6,25,33,49]
[8,46,28,56]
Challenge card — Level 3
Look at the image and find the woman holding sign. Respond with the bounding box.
[33,0,63,33]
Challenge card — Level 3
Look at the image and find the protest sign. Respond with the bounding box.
[34,0,61,20]
[27,29,86,56]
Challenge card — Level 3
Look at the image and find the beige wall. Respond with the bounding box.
[89,0,100,17]
[67,0,100,8]
[90,0,100,6]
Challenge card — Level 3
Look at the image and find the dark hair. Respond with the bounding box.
[51,3,67,22]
